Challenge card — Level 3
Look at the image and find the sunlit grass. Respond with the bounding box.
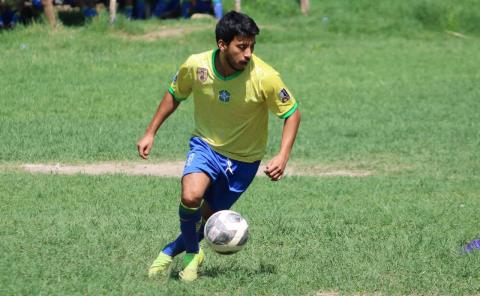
[1,2,480,294]
[1,173,479,295]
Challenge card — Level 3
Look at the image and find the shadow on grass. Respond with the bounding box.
[164,254,278,280]
[165,261,277,280]
[201,262,277,278]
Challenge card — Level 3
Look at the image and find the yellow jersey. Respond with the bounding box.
[169,49,298,162]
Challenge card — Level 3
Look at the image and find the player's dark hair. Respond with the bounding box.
[215,11,260,44]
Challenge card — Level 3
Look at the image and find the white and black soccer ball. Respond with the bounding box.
[204,210,249,255]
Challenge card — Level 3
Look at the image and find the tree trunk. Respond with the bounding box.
[235,0,241,12]
[109,0,117,23]
[300,0,310,15]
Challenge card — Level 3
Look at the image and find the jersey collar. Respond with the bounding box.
[211,49,244,81]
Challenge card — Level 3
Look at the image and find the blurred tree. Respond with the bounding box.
[300,0,309,15]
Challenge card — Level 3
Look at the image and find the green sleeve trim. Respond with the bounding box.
[279,102,298,119]
[168,86,187,102]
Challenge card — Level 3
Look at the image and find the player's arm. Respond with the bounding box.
[262,72,301,181]
[137,91,180,159]
[264,109,301,181]
[137,57,194,159]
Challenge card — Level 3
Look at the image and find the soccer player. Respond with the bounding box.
[137,11,301,281]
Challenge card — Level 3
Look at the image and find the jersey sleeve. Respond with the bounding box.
[168,57,195,102]
[262,73,298,119]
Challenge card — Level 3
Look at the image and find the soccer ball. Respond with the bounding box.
[204,210,249,255]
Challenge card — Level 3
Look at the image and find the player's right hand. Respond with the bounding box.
[137,134,155,160]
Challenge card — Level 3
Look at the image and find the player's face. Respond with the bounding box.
[224,35,256,71]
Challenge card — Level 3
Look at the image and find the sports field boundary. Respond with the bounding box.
[1,162,373,177]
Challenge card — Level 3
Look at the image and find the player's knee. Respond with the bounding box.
[181,190,203,208]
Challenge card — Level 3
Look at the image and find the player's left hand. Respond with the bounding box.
[264,154,288,181]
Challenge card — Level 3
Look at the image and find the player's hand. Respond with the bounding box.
[137,133,155,160]
[264,154,288,181]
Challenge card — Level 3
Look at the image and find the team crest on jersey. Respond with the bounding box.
[219,90,230,102]
[279,88,291,103]
[197,67,208,83]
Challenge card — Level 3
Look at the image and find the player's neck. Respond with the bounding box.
[215,51,238,78]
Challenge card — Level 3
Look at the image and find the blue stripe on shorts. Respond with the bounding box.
[183,137,260,211]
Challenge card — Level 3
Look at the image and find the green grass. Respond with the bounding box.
[1,19,479,176]
[1,2,480,295]
[242,0,480,36]
[1,173,479,295]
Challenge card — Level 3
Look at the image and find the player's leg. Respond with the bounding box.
[153,199,213,260]
[180,149,259,255]
[149,137,220,280]
[149,173,210,279]
[157,158,255,277]
[198,200,214,240]
[150,166,211,258]
[179,172,210,253]
[152,160,257,280]
[178,172,210,281]
[207,156,260,212]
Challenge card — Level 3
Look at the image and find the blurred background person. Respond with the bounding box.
[152,0,180,19]
[181,0,222,20]
[0,0,20,29]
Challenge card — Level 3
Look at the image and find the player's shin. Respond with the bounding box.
[179,201,202,254]
[161,217,207,257]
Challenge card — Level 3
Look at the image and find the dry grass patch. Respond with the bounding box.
[115,24,212,42]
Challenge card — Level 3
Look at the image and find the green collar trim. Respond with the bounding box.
[211,49,243,81]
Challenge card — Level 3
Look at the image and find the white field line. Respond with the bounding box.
[10,162,374,177]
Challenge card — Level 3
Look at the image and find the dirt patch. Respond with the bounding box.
[289,165,372,177]
[21,162,184,177]
[116,25,211,42]
[313,292,339,296]
[16,162,373,177]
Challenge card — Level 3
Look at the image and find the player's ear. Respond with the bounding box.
[218,39,228,52]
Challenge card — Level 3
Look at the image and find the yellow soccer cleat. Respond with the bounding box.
[148,252,173,279]
[179,248,205,282]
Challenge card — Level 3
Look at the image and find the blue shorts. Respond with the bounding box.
[183,137,260,212]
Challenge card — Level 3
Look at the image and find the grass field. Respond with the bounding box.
[1,0,480,295]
